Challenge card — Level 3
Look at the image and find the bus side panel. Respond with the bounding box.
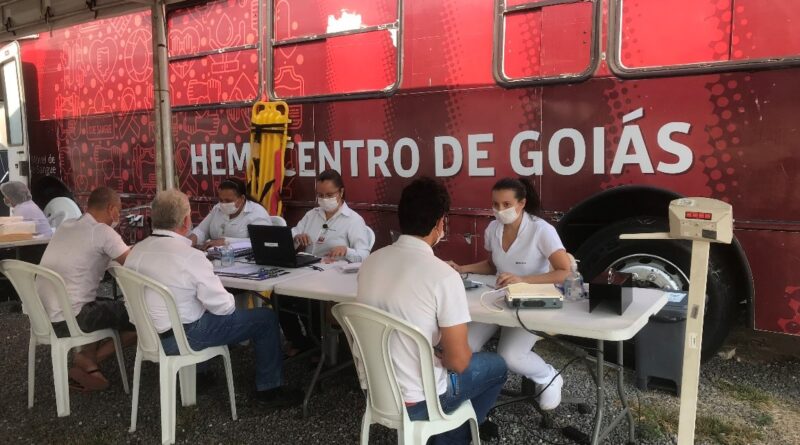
[736,230,800,335]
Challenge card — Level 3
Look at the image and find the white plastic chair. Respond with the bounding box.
[269,215,287,226]
[0,259,129,417]
[43,196,82,230]
[365,226,376,251]
[332,302,480,445]
[109,266,237,445]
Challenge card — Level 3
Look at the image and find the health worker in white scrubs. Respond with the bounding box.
[448,177,571,410]
[281,169,372,357]
[189,177,271,250]
[292,169,371,263]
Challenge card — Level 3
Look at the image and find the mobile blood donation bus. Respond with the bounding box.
[0,0,797,358]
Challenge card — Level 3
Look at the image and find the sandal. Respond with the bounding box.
[68,367,110,391]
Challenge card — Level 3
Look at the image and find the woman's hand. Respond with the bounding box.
[326,246,349,259]
[202,239,226,250]
[446,260,463,274]
[294,233,312,248]
[496,272,523,287]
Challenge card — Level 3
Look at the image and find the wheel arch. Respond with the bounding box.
[557,185,754,313]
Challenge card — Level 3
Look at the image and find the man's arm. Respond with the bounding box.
[114,248,131,266]
[437,323,472,374]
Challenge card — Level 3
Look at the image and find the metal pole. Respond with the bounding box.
[151,0,175,190]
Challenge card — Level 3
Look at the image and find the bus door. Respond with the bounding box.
[0,41,29,216]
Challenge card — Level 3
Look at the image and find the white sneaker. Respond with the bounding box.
[536,374,563,410]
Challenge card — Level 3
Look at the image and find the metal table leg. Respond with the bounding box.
[302,302,329,418]
[619,341,635,443]
[591,340,605,445]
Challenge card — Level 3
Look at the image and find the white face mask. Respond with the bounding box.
[318,197,339,213]
[219,201,239,216]
[111,219,120,229]
[493,206,519,225]
[432,226,445,247]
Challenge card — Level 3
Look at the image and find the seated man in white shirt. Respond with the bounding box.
[126,189,300,408]
[188,177,271,250]
[357,177,508,444]
[39,186,136,390]
[1,181,53,237]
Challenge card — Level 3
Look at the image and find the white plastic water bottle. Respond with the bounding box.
[563,258,585,301]
[221,241,235,267]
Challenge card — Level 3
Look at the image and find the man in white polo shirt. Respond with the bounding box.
[125,189,300,408]
[357,178,508,444]
[39,186,135,390]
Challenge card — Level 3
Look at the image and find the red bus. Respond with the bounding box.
[2,0,799,358]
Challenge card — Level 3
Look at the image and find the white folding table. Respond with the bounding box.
[274,270,667,443]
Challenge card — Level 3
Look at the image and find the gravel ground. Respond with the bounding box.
[1,296,798,445]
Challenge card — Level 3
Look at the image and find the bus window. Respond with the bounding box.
[495,0,600,87]
[609,0,800,77]
[268,0,403,103]
[167,0,260,108]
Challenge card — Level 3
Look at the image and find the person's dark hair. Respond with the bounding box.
[219,177,248,199]
[317,169,346,200]
[398,177,450,237]
[492,177,541,216]
[87,186,120,210]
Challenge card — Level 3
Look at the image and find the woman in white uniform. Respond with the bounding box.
[449,177,571,410]
[292,169,371,263]
[189,177,271,250]
[282,169,372,356]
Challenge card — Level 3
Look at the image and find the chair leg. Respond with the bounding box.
[111,331,130,394]
[468,418,481,445]
[28,336,36,409]
[359,411,371,444]
[178,364,196,407]
[129,350,143,433]
[160,366,177,445]
[222,351,237,421]
[399,426,414,445]
[51,343,70,417]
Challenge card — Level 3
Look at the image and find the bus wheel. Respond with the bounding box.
[574,217,736,362]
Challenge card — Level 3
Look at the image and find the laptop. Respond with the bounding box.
[247,224,321,268]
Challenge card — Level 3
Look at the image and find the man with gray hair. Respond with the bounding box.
[125,189,300,408]
[1,180,52,236]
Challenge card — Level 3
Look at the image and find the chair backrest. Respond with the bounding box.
[109,266,194,358]
[332,302,448,426]
[0,259,81,338]
[365,226,376,251]
[43,197,82,229]
[269,216,287,227]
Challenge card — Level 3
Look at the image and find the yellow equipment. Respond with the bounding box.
[247,101,291,216]
[246,100,291,309]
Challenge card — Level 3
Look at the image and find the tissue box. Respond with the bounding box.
[589,268,634,315]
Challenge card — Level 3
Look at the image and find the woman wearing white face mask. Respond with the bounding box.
[292,169,371,263]
[189,177,271,250]
[281,169,372,357]
[448,177,571,411]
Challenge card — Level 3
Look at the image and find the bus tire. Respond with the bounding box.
[574,217,736,362]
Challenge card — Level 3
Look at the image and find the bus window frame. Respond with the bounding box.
[266,0,405,104]
[166,0,263,112]
[493,0,601,88]
[607,0,800,78]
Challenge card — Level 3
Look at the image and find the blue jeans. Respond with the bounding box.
[406,352,508,445]
[161,308,283,391]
